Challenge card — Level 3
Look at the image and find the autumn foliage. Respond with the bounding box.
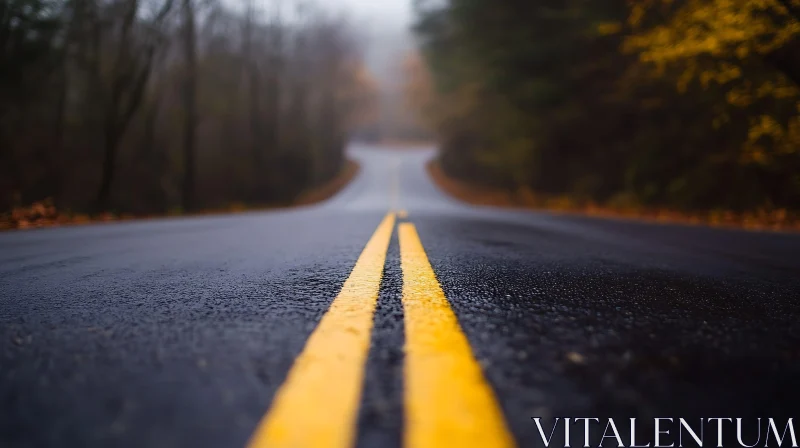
[413,0,800,216]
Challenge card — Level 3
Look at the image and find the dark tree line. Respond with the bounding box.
[413,0,800,212]
[0,0,375,215]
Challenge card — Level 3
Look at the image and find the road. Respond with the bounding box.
[1,144,799,448]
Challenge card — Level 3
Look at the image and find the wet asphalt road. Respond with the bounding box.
[1,144,800,448]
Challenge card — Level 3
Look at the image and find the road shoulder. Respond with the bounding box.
[1,160,361,232]
[426,158,799,233]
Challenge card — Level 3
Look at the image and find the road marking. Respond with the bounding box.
[398,210,408,219]
[398,223,515,448]
[247,213,396,448]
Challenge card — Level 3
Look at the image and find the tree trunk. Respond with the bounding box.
[51,59,69,205]
[96,123,121,211]
[182,0,197,212]
[250,65,263,169]
[264,66,280,159]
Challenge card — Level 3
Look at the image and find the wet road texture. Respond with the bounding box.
[2,145,799,448]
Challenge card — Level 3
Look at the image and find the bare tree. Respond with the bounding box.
[1,0,377,216]
[89,0,176,210]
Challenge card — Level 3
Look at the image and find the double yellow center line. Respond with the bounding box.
[248,212,515,448]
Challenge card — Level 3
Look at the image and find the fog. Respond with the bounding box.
[238,0,414,79]
[236,0,421,142]
[325,0,422,142]
[334,0,414,83]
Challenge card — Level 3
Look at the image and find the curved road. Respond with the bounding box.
[2,145,799,447]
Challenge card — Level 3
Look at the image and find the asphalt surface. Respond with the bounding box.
[2,144,800,448]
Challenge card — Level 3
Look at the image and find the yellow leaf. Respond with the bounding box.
[597,22,623,35]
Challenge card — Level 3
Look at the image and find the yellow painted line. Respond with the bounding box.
[397,210,408,219]
[248,213,396,448]
[399,223,516,448]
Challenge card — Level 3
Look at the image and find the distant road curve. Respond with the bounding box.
[1,143,799,448]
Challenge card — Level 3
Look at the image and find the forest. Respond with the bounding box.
[0,0,376,218]
[412,0,800,216]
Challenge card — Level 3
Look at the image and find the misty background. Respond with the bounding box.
[0,0,429,225]
[236,0,425,141]
[333,0,426,142]
[3,0,797,230]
